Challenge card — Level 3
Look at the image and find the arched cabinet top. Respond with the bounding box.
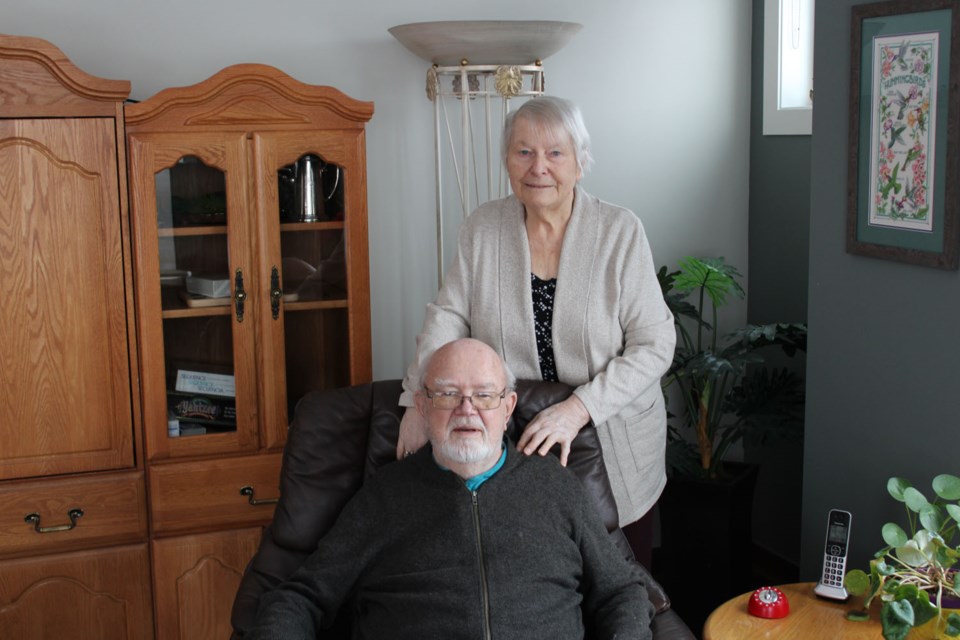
[0,33,130,117]
[125,64,374,132]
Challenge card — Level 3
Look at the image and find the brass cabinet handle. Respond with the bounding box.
[234,268,246,322]
[239,485,279,506]
[24,508,84,533]
[270,266,282,320]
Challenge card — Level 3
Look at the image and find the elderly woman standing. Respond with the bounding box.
[396,96,675,567]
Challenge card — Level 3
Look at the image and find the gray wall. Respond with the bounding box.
[746,0,810,566]
[6,0,752,382]
[749,0,811,326]
[801,0,960,578]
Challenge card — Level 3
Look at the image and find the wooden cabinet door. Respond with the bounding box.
[152,527,262,640]
[127,132,259,461]
[0,543,153,639]
[0,117,134,480]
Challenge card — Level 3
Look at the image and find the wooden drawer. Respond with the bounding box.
[0,472,147,561]
[0,543,153,639]
[149,453,282,535]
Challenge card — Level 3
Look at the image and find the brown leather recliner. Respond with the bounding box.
[230,379,694,639]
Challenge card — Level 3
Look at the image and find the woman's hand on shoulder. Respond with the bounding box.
[396,406,428,460]
[516,395,591,467]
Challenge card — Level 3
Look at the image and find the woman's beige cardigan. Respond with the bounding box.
[401,188,676,525]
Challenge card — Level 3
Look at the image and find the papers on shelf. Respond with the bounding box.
[175,369,236,397]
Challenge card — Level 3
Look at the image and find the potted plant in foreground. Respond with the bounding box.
[845,474,960,640]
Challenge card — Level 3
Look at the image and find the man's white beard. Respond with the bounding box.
[438,417,496,464]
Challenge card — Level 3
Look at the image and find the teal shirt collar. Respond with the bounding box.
[434,443,508,491]
[464,445,507,491]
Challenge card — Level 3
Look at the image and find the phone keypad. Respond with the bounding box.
[821,553,846,587]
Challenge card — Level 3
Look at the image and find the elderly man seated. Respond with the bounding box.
[245,338,654,640]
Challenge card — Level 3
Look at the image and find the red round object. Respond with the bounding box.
[747,586,790,619]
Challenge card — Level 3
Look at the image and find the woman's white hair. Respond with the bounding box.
[501,95,594,175]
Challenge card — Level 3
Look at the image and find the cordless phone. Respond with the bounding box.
[814,509,852,600]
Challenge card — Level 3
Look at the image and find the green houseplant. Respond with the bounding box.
[658,256,807,479]
[845,474,960,640]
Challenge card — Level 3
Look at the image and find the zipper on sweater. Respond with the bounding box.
[471,490,492,640]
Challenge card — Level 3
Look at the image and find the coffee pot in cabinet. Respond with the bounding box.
[279,155,340,222]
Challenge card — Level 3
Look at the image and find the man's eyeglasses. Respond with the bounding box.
[424,388,506,410]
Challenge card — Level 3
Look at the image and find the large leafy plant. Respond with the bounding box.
[846,474,960,640]
[659,256,806,478]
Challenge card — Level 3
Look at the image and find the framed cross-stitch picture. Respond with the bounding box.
[847,0,960,269]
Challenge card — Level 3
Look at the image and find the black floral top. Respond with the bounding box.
[531,273,559,382]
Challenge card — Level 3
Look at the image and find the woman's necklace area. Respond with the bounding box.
[526,210,568,280]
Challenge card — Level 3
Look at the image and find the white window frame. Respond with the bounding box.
[763,0,814,135]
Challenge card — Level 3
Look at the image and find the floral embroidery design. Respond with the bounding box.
[869,34,938,231]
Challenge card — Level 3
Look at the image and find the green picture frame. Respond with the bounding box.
[847,0,960,269]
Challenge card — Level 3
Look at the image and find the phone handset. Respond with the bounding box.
[814,508,852,600]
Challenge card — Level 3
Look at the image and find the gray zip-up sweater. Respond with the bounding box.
[245,444,654,640]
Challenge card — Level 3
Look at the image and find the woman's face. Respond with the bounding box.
[506,115,581,218]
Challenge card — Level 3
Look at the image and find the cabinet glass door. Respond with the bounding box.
[157,156,237,439]
[128,134,258,460]
[252,132,367,448]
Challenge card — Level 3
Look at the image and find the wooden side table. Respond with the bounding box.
[703,582,881,639]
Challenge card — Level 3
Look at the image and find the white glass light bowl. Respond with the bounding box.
[388,20,582,66]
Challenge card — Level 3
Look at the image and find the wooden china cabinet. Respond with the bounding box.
[0,35,152,638]
[124,65,374,637]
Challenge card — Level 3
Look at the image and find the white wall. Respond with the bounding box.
[7,0,752,380]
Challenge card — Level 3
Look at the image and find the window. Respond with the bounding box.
[763,0,814,135]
